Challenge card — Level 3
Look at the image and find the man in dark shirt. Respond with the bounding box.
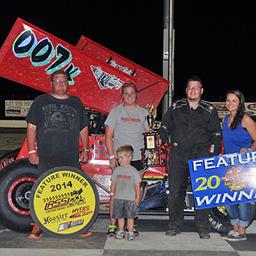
[26,70,90,238]
[160,75,222,239]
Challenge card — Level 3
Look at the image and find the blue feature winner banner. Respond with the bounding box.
[188,150,256,209]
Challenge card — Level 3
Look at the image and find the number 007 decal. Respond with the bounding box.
[29,167,99,237]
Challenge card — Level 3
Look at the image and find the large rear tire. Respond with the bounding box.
[0,159,39,232]
[209,206,232,233]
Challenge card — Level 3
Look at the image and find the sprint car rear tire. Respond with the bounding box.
[0,159,39,232]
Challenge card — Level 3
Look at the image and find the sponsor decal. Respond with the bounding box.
[90,65,123,90]
[58,219,84,232]
[69,206,93,218]
[108,59,135,76]
[43,213,68,225]
[12,29,80,84]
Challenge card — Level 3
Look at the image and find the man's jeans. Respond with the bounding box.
[226,203,252,227]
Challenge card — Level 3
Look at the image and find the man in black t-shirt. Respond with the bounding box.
[26,70,90,238]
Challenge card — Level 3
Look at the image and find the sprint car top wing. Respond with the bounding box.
[0,18,169,114]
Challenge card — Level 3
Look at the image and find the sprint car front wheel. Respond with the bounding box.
[209,206,232,233]
[0,159,39,232]
[209,204,256,234]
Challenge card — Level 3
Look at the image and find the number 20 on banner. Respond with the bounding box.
[194,175,221,191]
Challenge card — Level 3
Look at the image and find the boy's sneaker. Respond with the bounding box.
[133,227,139,237]
[125,226,139,236]
[115,230,125,239]
[28,223,43,239]
[223,230,247,241]
[107,224,117,237]
[127,232,135,241]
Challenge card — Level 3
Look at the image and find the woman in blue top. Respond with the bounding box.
[223,89,256,241]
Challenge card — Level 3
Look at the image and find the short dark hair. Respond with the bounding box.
[121,82,138,94]
[116,145,134,156]
[186,75,203,87]
[51,70,69,82]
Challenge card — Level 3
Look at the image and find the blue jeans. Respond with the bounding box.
[226,203,252,227]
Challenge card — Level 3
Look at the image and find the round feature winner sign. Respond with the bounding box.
[29,166,99,237]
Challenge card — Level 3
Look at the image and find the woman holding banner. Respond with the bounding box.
[223,89,256,241]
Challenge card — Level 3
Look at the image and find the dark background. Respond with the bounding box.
[0,0,255,114]
[174,1,255,101]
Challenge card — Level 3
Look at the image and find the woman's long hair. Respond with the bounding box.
[226,89,245,129]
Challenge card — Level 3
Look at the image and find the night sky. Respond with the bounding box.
[174,1,256,102]
[0,0,255,105]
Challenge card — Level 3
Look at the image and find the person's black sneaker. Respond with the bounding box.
[165,228,181,236]
[199,232,210,239]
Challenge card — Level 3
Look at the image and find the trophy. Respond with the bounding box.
[141,103,164,167]
[146,104,155,129]
[146,103,161,130]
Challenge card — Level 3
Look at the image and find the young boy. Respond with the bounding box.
[110,145,141,240]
